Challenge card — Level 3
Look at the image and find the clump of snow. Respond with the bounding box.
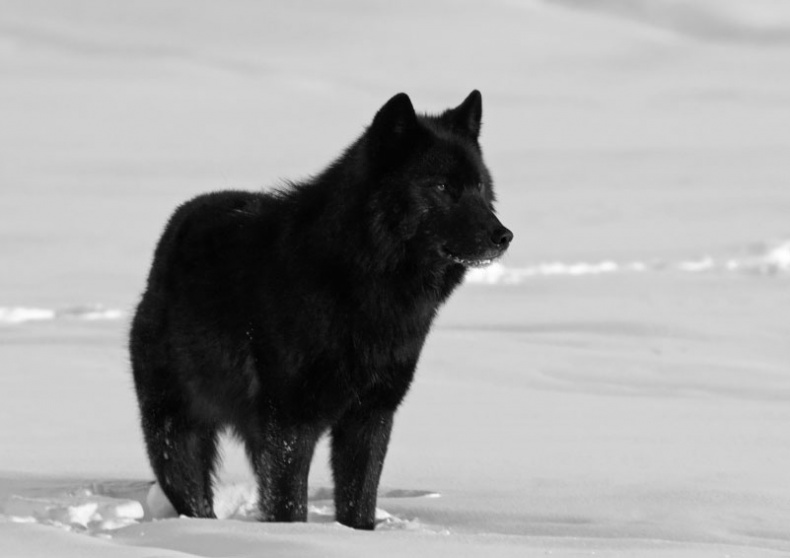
[0,307,56,324]
[677,256,716,272]
[57,305,126,321]
[466,260,638,284]
[728,239,790,274]
[5,491,144,533]
[767,240,790,270]
[0,305,125,324]
[145,482,177,520]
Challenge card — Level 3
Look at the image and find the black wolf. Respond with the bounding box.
[129,91,512,530]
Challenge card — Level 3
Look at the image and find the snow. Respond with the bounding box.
[6,492,144,532]
[549,0,790,43]
[2,0,790,556]
[0,308,56,324]
[0,305,125,324]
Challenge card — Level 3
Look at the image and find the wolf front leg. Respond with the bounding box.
[331,407,394,530]
[246,420,322,523]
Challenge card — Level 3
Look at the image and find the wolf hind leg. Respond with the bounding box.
[140,405,220,518]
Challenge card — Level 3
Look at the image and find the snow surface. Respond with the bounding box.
[2,0,790,556]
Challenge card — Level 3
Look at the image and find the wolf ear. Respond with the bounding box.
[370,92,418,142]
[447,90,482,139]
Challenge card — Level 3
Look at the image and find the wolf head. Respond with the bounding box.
[360,91,513,270]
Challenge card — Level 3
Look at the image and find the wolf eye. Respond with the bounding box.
[434,183,446,192]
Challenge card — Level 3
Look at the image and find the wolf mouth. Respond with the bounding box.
[442,248,499,268]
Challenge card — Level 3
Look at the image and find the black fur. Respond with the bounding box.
[129,91,512,530]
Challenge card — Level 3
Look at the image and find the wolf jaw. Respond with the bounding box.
[450,255,495,268]
[441,247,502,268]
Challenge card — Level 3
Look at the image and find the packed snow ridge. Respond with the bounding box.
[467,239,790,284]
[0,305,125,324]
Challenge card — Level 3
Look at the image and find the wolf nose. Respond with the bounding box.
[491,226,513,249]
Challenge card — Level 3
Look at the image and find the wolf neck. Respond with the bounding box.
[284,158,465,307]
